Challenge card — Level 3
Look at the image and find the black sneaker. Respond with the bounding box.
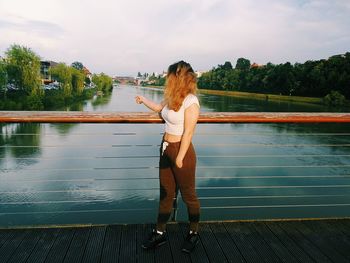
[142,229,167,249]
[182,232,199,253]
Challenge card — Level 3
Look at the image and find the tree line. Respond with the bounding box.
[0,44,113,110]
[198,54,350,105]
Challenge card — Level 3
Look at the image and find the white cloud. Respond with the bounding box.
[0,0,349,75]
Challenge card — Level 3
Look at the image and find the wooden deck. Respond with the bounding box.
[0,219,350,263]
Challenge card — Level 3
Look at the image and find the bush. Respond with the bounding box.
[26,93,44,110]
[323,90,346,106]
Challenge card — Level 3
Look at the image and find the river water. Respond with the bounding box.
[1,85,350,226]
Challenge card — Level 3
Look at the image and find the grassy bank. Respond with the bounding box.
[198,89,324,105]
[139,85,350,107]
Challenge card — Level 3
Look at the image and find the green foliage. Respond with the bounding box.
[71,61,84,70]
[71,67,85,95]
[50,63,72,98]
[92,73,113,93]
[0,44,98,110]
[198,53,350,99]
[235,58,251,70]
[323,90,346,106]
[4,44,42,95]
[0,60,8,93]
[26,92,44,110]
[146,74,166,86]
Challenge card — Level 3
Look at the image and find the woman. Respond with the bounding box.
[135,61,200,253]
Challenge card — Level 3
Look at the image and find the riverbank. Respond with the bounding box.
[198,88,325,105]
[141,85,325,105]
[0,88,97,111]
[137,85,350,109]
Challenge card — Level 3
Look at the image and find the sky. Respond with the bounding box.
[0,0,350,76]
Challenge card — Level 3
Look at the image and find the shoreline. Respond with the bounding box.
[138,86,350,107]
[140,85,324,105]
[197,88,324,105]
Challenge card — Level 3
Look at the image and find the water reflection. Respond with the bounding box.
[1,123,42,169]
[1,85,350,226]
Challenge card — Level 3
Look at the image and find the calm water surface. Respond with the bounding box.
[1,85,350,226]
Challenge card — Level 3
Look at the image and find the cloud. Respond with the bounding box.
[0,0,349,75]
[0,14,65,58]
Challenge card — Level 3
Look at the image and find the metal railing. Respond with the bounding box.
[1,112,350,227]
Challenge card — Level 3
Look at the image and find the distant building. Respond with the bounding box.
[114,76,136,85]
[83,66,92,84]
[40,61,58,84]
[195,71,207,78]
[251,62,263,69]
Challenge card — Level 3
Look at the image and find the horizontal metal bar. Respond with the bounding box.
[199,194,350,200]
[0,208,155,216]
[1,203,350,216]
[2,143,350,148]
[2,164,350,172]
[1,184,350,194]
[3,132,350,136]
[1,175,349,183]
[202,203,350,209]
[1,154,350,161]
[2,194,349,205]
[1,111,350,123]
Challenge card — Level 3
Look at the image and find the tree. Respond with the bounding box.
[92,73,113,93]
[235,58,251,71]
[0,60,7,95]
[50,63,72,98]
[5,44,42,96]
[71,61,84,71]
[220,61,233,71]
[324,90,346,106]
[71,67,85,95]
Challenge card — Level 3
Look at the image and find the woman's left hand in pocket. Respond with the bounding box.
[175,157,183,168]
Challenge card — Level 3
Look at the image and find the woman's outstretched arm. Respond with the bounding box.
[135,95,165,112]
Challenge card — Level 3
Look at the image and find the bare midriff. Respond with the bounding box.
[163,132,182,143]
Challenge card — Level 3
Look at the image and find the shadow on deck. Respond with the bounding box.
[1,218,350,263]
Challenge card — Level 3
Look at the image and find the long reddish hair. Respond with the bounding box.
[164,61,197,111]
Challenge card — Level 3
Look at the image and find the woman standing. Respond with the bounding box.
[135,61,200,253]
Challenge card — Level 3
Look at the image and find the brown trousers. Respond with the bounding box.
[157,139,200,232]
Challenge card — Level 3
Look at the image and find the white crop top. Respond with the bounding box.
[161,94,200,136]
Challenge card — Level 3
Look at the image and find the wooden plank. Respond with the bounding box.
[179,223,209,263]
[100,225,122,263]
[1,111,350,123]
[154,227,173,263]
[209,222,245,263]
[223,222,262,263]
[0,230,17,249]
[322,219,350,241]
[304,220,350,261]
[119,224,137,263]
[166,224,191,263]
[7,229,43,263]
[240,222,282,263]
[263,221,313,263]
[63,227,91,263]
[81,226,106,263]
[199,223,227,263]
[296,221,348,263]
[336,219,350,238]
[44,228,75,263]
[0,229,30,262]
[25,228,61,263]
[2,220,350,263]
[277,221,332,263]
[136,224,154,263]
